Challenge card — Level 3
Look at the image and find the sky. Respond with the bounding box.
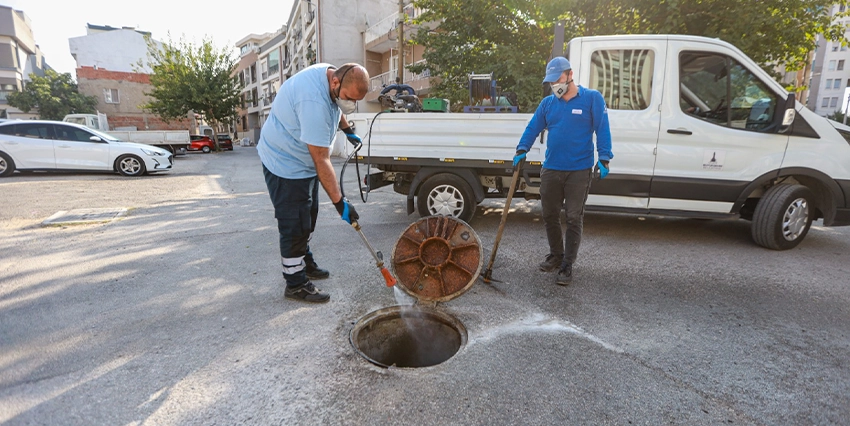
[3,0,296,75]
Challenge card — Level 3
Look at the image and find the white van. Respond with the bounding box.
[348,34,850,250]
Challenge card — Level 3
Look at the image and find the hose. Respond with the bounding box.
[338,110,389,202]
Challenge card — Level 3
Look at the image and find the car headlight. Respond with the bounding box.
[141,148,165,156]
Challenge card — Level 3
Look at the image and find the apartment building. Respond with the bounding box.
[0,5,49,119]
[363,2,436,107]
[69,24,187,131]
[234,32,273,144]
[235,0,403,140]
[808,4,850,116]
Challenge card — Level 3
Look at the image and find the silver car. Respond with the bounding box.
[0,120,172,177]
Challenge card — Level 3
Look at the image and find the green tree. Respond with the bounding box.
[140,36,241,150]
[411,0,850,110]
[6,70,98,120]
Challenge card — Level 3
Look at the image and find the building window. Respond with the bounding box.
[832,45,839,52]
[830,97,839,108]
[104,88,120,104]
[839,60,845,71]
[835,79,842,89]
[822,97,830,107]
[829,60,836,71]
[827,79,833,88]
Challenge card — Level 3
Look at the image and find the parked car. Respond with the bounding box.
[189,135,215,153]
[216,134,234,150]
[0,120,173,177]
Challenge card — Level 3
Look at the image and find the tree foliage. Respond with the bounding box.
[6,70,98,120]
[141,36,241,138]
[411,0,850,112]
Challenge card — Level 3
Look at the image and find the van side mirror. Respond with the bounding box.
[777,93,796,134]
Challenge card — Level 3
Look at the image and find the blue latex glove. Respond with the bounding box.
[345,133,362,146]
[595,160,609,179]
[334,197,360,224]
[513,150,527,167]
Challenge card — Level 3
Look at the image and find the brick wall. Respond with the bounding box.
[76,66,188,131]
[76,66,151,84]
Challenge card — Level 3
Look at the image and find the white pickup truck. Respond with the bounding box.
[347,34,850,250]
[63,114,190,155]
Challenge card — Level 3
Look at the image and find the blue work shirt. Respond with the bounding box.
[258,63,342,179]
[517,86,613,171]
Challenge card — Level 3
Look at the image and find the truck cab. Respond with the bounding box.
[63,113,109,131]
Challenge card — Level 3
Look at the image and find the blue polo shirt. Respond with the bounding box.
[258,63,342,179]
[517,86,613,171]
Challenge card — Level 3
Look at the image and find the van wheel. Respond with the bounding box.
[417,173,476,223]
[751,184,814,250]
[115,155,146,176]
[0,152,15,177]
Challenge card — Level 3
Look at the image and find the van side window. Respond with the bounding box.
[679,51,781,132]
[589,49,654,110]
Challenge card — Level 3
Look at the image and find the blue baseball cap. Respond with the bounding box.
[543,57,571,83]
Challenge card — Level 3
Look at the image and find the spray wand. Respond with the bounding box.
[340,132,397,287]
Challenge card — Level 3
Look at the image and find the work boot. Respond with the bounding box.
[285,281,330,303]
[555,264,572,286]
[305,261,330,280]
[538,254,563,272]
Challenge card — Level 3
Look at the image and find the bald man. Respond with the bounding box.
[258,63,369,303]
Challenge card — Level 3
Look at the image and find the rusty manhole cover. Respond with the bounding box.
[391,216,483,302]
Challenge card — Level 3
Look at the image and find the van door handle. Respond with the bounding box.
[667,129,693,135]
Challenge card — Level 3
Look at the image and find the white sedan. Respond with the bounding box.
[0,120,172,177]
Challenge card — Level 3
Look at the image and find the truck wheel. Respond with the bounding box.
[751,184,814,250]
[0,152,15,177]
[202,146,211,153]
[115,154,147,177]
[417,173,476,222]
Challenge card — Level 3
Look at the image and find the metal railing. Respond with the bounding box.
[365,7,426,45]
[369,60,431,92]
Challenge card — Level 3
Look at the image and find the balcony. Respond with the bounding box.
[364,7,427,53]
[368,60,431,92]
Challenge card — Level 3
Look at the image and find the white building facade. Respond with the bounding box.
[807,4,850,117]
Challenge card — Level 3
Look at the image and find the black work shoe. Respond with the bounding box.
[285,281,330,303]
[555,264,572,286]
[539,254,563,272]
[305,261,330,280]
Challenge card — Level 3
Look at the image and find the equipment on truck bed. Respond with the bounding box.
[464,73,518,113]
[378,83,423,112]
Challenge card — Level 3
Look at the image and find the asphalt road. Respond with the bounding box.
[1,146,848,425]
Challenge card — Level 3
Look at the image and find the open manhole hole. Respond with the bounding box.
[350,305,467,368]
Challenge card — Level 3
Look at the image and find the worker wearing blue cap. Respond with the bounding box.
[514,56,613,286]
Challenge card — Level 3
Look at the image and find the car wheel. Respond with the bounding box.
[751,184,814,250]
[417,173,476,223]
[202,146,211,153]
[115,154,147,177]
[0,152,15,177]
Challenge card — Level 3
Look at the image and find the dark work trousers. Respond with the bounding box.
[539,167,593,268]
[263,165,320,288]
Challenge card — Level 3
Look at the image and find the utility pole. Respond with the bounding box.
[397,0,404,84]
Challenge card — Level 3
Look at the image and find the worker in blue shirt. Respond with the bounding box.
[258,63,368,303]
[514,56,613,286]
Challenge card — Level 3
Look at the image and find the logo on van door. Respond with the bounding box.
[702,150,726,170]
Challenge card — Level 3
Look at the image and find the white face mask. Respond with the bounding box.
[551,74,574,99]
[336,99,357,114]
[551,83,568,99]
